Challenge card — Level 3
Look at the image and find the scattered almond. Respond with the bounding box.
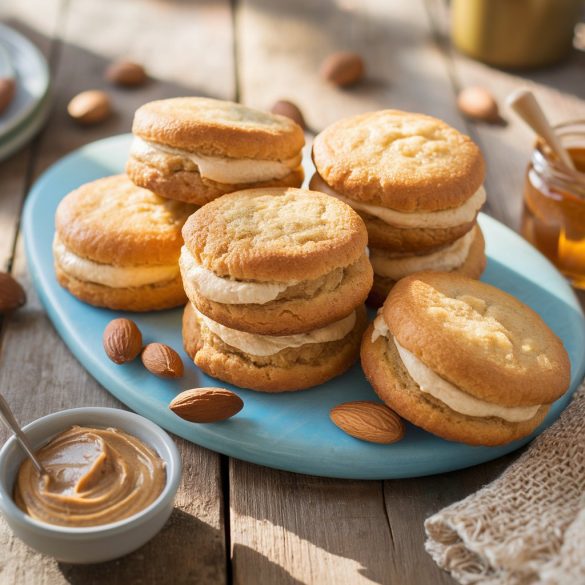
[270,99,305,129]
[103,318,142,364]
[320,51,365,87]
[106,60,147,87]
[330,401,404,444]
[0,272,26,314]
[142,343,184,378]
[170,387,243,423]
[0,78,15,115]
[67,90,112,125]
[457,86,500,122]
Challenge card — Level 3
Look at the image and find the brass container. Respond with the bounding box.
[452,0,582,68]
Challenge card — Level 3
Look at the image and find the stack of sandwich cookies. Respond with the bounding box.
[127,97,305,206]
[311,109,487,305]
[54,175,196,311]
[361,272,571,446]
[180,187,373,392]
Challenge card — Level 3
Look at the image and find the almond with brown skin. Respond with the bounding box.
[106,60,147,87]
[142,343,184,378]
[270,100,305,129]
[330,401,405,444]
[320,51,365,87]
[67,90,112,125]
[457,86,500,122]
[103,318,142,364]
[170,387,243,423]
[0,78,15,115]
[0,272,26,314]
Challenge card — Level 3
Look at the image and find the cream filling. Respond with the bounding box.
[53,237,179,288]
[310,174,485,229]
[131,137,301,184]
[195,306,356,356]
[370,227,476,280]
[180,246,295,304]
[370,314,541,423]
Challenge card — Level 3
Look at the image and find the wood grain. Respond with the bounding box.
[0,0,235,583]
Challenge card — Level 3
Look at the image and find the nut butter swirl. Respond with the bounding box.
[14,426,166,527]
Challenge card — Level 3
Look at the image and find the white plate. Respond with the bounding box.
[0,23,50,139]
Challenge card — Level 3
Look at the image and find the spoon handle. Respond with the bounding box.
[507,89,576,172]
[0,395,47,476]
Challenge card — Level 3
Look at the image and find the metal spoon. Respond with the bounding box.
[0,394,48,477]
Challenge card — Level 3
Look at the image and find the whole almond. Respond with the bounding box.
[457,86,500,122]
[103,318,142,364]
[330,401,404,444]
[142,343,184,378]
[106,60,147,87]
[0,78,15,115]
[0,272,26,314]
[320,51,365,87]
[270,100,305,129]
[170,387,243,423]
[67,90,112,125]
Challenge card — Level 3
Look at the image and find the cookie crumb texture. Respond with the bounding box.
[313,110,485,210]
[386,273,571,405]
[183,303,367,392]
[183,188,368,282]
[361,325,550,446]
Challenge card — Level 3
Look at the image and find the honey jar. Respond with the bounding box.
[521,121,585,289]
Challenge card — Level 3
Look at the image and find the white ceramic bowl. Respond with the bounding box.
[0,407,182,564]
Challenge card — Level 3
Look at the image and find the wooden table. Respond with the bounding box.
[0,1,583,583]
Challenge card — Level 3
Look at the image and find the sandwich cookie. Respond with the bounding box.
[180,187,373,335]
[127,97,305,205]
[183,302,367,392]
[361,272,571,446]
[54,175,196,311]
[367,225,487,306]
[311,110,486,253]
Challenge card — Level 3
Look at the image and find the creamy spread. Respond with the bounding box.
[195,306,356,356]
[310,174,486,229]
[54,237,179,288]
[370,314,541,422]
[370,227,476,280]
[14,426,166,527]
[180,246,293,304]
[131,137,301,184]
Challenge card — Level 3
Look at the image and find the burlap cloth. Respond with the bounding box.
[425,380,585,585]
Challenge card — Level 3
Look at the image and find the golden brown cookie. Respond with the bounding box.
[312,110,485,211]
[183,302,367,392]
[361,272,571,446]
[127,97,305,205]
[367,225,486,307]
[54,175,195,311]
[180,187,372,333]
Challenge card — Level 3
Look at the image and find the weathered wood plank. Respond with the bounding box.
[0,0,235,583]
[230,460,394,585]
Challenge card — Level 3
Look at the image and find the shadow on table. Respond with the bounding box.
[57,508,225,585]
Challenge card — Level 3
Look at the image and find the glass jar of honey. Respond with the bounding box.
[521,121,585,289]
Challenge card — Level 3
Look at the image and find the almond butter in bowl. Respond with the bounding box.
[14,425,166,527]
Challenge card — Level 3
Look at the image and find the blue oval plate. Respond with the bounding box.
[23,134,585,479]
